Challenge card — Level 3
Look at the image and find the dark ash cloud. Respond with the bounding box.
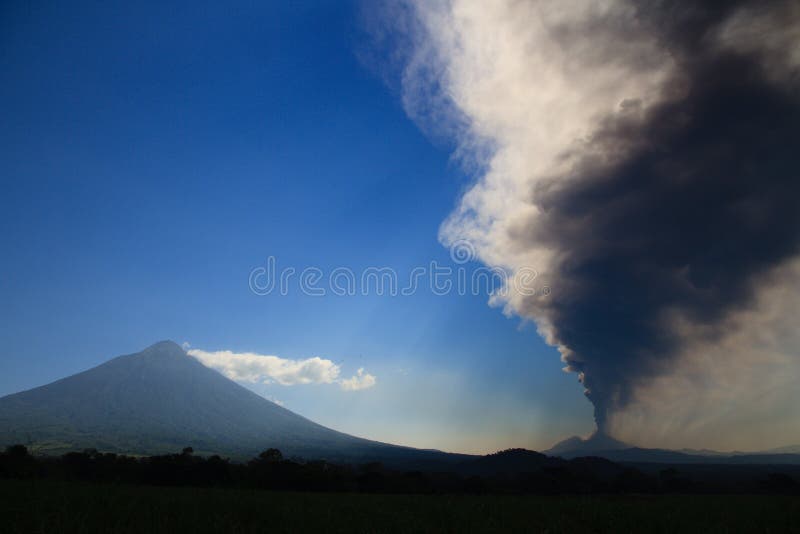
[532,51,800,428]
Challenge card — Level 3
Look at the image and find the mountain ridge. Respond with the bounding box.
[545,432,800,465]
[3,340,799,467]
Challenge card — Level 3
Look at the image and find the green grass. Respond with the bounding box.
[2,479,799,533]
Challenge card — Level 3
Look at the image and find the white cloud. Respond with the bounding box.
[265,396,285,407]
[188,349,376,391]
[339,368,377,391]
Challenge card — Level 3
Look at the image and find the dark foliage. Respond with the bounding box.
[2,445,799,495]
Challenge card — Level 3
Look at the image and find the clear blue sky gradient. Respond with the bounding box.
[0,0,592,453]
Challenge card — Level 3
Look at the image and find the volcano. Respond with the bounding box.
[545,432,631,459]
[0,341,460,464]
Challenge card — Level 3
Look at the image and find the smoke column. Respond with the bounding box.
[377,0,800,434]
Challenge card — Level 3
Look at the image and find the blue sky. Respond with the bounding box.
[0,0,593,453]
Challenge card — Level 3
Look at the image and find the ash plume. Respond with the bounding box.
[377,0,800,434]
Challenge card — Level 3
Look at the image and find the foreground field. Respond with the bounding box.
[2,479,799,533]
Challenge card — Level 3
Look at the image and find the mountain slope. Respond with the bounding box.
[0,341,460,464]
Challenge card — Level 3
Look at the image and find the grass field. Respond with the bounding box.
[2,479,799,533]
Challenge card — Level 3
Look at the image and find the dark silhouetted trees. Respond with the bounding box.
[0,445,798,495]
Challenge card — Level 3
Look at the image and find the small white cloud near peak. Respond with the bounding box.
[339,367,377,391]
[265,396,285,407]
[188,349,376,391]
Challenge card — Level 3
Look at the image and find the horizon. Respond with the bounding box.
[2,0,799,458]
[4,338,800,458]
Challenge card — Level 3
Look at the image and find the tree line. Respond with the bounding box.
[1,444,798,495]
